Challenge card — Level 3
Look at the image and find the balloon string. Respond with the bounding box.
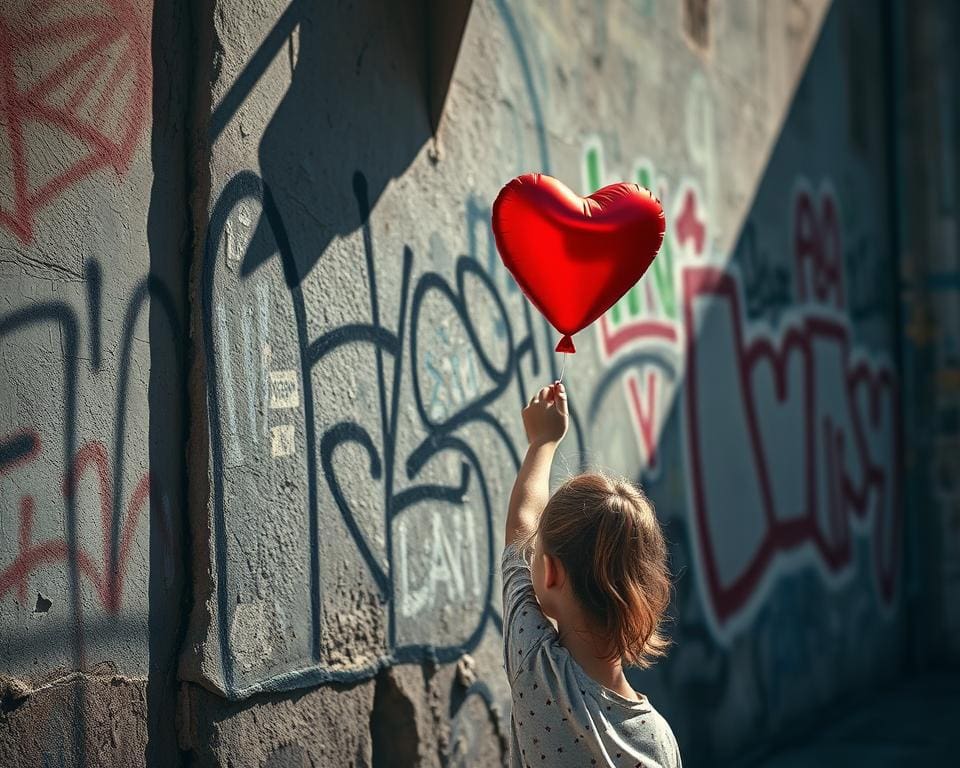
[558,352,567,384]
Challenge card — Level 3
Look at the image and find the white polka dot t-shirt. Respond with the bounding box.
[502,542,682,768]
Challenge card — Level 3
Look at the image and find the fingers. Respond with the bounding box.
[527,383,567,408]
[554,381,568,414]
[528,386,550,407]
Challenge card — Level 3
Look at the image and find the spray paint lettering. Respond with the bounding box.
[582,132,899,636]
[683,258,899,636]
[201,169,587,697]
[0,435,161,612]
[0,258,183,671]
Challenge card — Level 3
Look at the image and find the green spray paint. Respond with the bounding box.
[637,163,678,320]
[582,141,681,325]
[585,145,603,194]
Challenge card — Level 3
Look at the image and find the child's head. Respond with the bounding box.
[529,472,671,668]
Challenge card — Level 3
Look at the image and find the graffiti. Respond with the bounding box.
[583,144,702,479]
[674,184,709,259]
[583,128,900,638]
[0,0,917,764]
[684,264,899,635]
[0,1,151,244]
[739,220,792,321]
[0,436,161,612]
[185,3,575,734]
[623,367,665,472]
[202,169,587,697]
[793,180,845,310]
[583,104,903,756]
[396,506,482,618]
[0,259,183,650]
[186,2,906,763]
[422,327,482,422]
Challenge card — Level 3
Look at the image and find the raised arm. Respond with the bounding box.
[505,382,568,547]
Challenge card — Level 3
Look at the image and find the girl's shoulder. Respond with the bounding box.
[639,701,682,767]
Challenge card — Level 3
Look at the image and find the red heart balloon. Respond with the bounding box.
[491,173,665,352]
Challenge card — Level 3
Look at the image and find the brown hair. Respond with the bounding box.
[535,472,672,668]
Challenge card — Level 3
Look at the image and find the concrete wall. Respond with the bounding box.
[179,0,903,764]
[1,0,948,766]
[0,0,191,765]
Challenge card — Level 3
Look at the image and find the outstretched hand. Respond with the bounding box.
[507,382,567,545]
[522,382,568,447]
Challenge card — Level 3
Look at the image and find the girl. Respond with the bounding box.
[503,381,681,767]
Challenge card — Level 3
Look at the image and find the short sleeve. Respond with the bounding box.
[501,542,556,681]
[663,717,683,767]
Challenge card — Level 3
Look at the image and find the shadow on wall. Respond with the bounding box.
[0,1,189,765]
[593,2,904,763]
[241,0,435,284]
[198,0,571,704]
[196,0,903,765]
[146,0,192,765]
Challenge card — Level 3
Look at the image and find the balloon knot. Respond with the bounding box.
[555,335,576,354]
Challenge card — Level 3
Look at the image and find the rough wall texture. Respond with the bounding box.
[182,0,900,763]
[0,0,191,765]
[1,0,956,766]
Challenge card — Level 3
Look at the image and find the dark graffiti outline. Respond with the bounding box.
[0,266,183,617]
[199,0,572,702]
[682,264,901,629]
[203,168,592,697]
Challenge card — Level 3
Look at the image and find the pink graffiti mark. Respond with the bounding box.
[794,185,845,309]
[674,186,706,257]
[0,1,151,243]
[599,313,677,359]
[625,369,660,471]
[0,433,157,612]
[683,265,900,625]
[597,184,709,360]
